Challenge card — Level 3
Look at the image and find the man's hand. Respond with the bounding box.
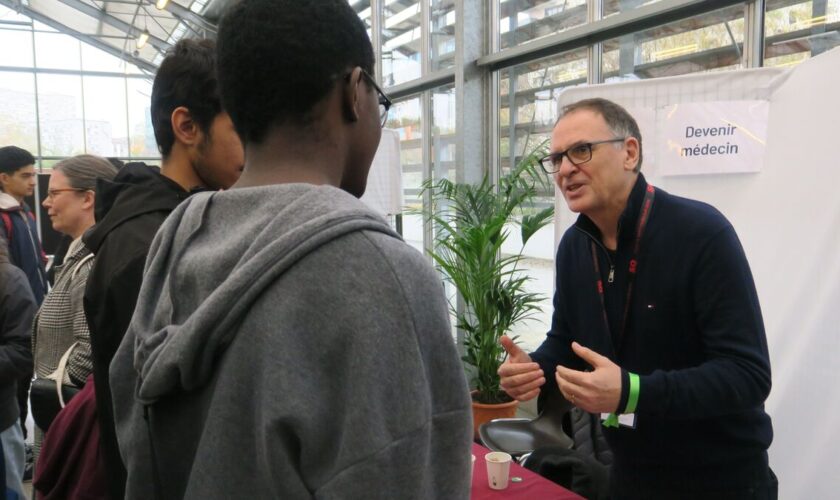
[497,336,545,402]
[555,342,622,413]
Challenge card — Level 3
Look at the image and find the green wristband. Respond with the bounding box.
[625,372,640,414]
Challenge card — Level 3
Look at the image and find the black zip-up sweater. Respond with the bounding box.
[532,174,773,492]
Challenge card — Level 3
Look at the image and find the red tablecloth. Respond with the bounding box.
[471,443,583,499]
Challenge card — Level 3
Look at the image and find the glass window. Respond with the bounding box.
[349,0,373,40]
[37,74,84,157]
[126,78,159,158]
[386,96,423,252]
[498,50,588,352]
[431,84,456,183]
[431,0,456,71]
[83,76,129,157]
[82,44,129,73]
[499,0,588,50]
[0,6,31,23]
[0,27,34,67]
[0,71,38,154]
[602,5,746,81]
[382,0,422,86]
[34,31,81,70]
[764,0,840,68]
[500,49,588,172]
[603,0,667,17]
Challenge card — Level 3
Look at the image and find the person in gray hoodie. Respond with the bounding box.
[109,0,473,498]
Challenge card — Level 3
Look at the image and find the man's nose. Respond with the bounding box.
[556,155,577,178]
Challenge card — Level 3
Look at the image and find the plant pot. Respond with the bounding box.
[471,391,518,441]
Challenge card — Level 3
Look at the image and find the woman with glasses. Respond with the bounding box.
[30,155,117,465]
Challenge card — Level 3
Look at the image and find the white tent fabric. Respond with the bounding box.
[555,47,840,498]
[361,128,403,216]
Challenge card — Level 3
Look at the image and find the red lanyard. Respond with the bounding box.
[590,185,656,351]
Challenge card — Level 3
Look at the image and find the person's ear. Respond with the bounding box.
[624,136,640,172]
[80,190,95,211]
[171,106,202,148]
[342,67,363,123]
[0,173,8,189]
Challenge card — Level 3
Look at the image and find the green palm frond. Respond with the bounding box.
[419,141,554,404]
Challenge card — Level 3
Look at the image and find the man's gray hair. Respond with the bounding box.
[53,155,118,191]
[559,98,643,172]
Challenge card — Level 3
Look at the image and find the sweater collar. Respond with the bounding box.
[574,173,649,246]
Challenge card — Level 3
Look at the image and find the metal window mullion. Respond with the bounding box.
[489,67,500,187]
[371,0,383,82]
[31,24,43,167]
[744,0,766,68]
[80,73,88,154]
[588,0,603,83]
[490,0,500,53]
[421,90,434,256]
[422,0,431,76]
[124,76,131,158]
[0,65,153,79]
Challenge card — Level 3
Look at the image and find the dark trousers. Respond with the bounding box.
[17,376,30,440]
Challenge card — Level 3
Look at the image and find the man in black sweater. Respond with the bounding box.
[499,98,775,499]
[83,39,243,500]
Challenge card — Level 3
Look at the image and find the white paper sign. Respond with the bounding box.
[657,100,769,176]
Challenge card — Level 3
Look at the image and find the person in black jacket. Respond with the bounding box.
[499,98,775,499]
[0,239,36,498]
[0,146,47,451]
[83,38,244,500]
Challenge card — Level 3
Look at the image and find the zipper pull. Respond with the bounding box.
[608,266,615,283]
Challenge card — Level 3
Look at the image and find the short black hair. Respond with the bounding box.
[0,146,35,176]
[560,98,644,172]
[151,38,222,158]
[217,0,375,145]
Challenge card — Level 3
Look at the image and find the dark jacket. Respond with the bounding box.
[0,259,36,431]
[532,174,773,495]
[83,163,194,500]
[0,193,47,304]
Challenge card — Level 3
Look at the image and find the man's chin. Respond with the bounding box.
[563,197,584,213]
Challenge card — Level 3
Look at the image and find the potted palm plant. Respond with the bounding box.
[421,144,554,437]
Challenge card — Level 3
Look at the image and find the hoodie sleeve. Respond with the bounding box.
[0,268,35,384]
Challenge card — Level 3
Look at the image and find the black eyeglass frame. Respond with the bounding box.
[358,69,392,128]
[538,137,627,174]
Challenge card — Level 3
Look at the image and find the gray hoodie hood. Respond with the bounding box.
[128,183,398,404]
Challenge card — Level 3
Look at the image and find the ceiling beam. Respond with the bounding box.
[0,0,158,73]
[144,0,217,34]
[56,0,172,52]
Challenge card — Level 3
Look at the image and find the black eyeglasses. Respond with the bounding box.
[360,69,392,128]
[538,138,626,174]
